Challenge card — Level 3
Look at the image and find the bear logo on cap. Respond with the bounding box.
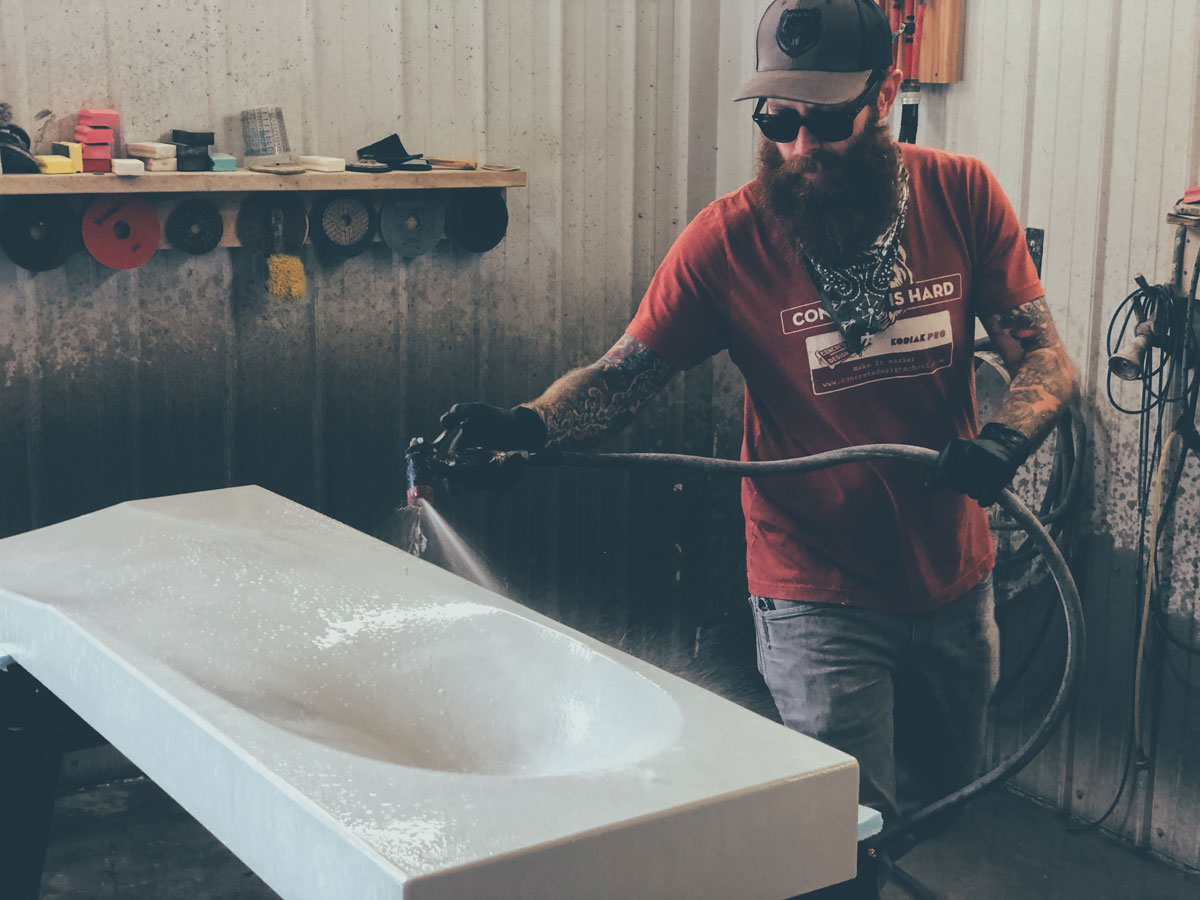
[776,6,822,58]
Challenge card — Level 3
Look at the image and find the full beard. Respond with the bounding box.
[756,121,903,265]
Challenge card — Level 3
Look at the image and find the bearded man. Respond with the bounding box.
[436,1,1077,897]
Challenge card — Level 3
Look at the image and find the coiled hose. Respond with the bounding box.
[510,442,1085,851]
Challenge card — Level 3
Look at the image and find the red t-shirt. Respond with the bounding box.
[627,143,1045,613]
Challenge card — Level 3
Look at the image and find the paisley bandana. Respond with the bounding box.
[804,165,911,355]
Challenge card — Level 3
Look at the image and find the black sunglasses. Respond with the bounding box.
[752,75,884,145]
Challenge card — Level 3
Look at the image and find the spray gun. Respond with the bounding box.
[404,436,545,504]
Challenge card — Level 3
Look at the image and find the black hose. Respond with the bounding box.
[515,442,1085,851]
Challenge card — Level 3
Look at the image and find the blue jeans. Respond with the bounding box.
[749,575,1000,825]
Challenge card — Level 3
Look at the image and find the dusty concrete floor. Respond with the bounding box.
[37,775,1200,899]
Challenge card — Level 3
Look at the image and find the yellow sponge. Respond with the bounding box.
[51,141,83,172]
[267,254,306,300]
[35,154,75,174]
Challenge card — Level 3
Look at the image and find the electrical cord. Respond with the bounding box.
[1075,245,1200,834]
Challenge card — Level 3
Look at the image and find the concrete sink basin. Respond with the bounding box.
[0,486,861,899]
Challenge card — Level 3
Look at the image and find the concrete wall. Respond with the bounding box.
[4,0,1200,873]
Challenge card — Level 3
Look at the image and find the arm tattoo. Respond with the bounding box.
[991,297,1058,355]
[981,297,1079,444]
[530,333,677,447]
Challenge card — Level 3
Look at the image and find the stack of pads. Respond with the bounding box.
[126,130,235,173]
[35,107,119,173]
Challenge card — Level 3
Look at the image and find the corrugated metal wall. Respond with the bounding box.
[4,0,1200,873]
[920,0,1200,870]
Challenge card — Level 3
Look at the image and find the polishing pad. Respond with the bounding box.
[35,154,74,174]
[112,158,145,176]
[166,198,224,255]
[74,125,114,144]
[445,188,508,253]
[127,141,176,159]
[310,193,376,259]
[79,108,119,128]
[380,192,444,260]
[0,197,80,271]
[82,196,160,269]
[248,162,306,175]
[299,155,346,173]
[235,193,308,253]
[347,159,389,173]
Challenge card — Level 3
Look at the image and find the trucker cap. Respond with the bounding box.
[734,0,895,106]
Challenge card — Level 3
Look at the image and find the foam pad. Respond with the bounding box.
[143,157,178,172]
[171,129,214,146]
[209,153,236,172]
[78,108,119,128]
[74,125,114,144]
[126,141,176,159]
[34,154,74,174]
[172,143,209,159]
[299,155,346,172]
[82,158,112,173]
[50,141,83,172]
[81,143,112,160]
[112,158,145,176]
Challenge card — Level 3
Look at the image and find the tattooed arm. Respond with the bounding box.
[980,297,1080,445]
[525,333,678,448]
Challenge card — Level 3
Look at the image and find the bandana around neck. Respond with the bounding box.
[803,165,910,356]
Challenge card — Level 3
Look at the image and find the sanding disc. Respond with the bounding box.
[379,192,444,260]
[311,193,376,260]
[165,198,224,255]
[0,196,80,271]
[347,159,390,173]
[82,197,160,270]
[248,162,306,175]
[235,193,308,254]
[445,189,508,253]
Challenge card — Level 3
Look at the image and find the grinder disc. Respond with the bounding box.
[445,188,508,253]
[311,193,376,260]
[379,192,444,260]
[235,193,308,254]
[82,197,161,270]
[165,198,224,255]
[0,196,80,271]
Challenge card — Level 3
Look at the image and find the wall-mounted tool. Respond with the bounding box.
[235,193,307,254]
[0,196,80,270]
[445,188,508,253]
[236,193,308,299]
[380,191,444,260]
[310,193,376,260]
[82,196,160,269]
[165,198,224,255]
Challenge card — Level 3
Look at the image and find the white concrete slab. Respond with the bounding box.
[0,486,860,899]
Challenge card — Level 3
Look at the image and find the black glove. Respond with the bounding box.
[930,422,1031,507]
[436,402,547,452]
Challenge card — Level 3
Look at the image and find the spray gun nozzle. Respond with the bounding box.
[405,437,445,506]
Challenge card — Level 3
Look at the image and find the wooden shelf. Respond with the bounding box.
[0,167,526,195]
